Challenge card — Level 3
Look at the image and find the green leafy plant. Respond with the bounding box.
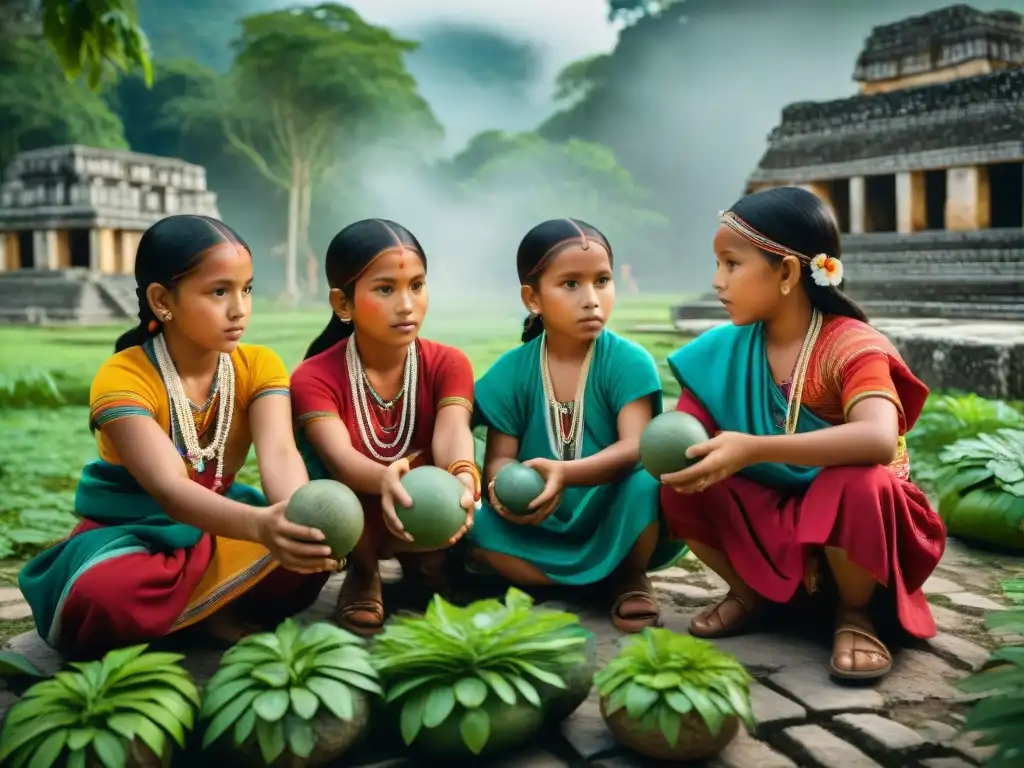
[199,619,381,765]
[934,428,1024,551]
[371,587,589,756]
[596,628,755,747]
[954,581,1024,768]
[0,644,199,767]
[908,393,1023,489]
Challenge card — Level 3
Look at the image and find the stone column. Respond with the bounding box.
[946,166,991,231]
[896,171,926,234]
[32,230,59,270]
[849,176,866,234]
[89,229,101,271]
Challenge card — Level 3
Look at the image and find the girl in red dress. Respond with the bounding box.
[290,219,478,636]
[659,186,946,681]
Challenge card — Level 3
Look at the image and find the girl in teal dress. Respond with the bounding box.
[469,218,685,633]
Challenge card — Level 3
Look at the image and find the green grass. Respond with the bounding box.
[0,295,689,562]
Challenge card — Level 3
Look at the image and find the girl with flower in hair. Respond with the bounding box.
[290,219,477,636]
[659,186,945,681]
[470,218,686,633]
[19,215,337,659]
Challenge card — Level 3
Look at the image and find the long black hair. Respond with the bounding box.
[516,218,613,343]
[728,187,867,322]
[114,215,250,352]
[303,219,426,360]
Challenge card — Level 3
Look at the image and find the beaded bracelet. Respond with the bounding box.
[447,459,482,502]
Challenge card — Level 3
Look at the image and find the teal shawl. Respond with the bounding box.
[666,322,830,490]
[19,460,265,644]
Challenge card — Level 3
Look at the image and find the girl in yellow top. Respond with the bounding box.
[20,214,335,659]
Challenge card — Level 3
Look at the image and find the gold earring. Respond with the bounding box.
[337,314,351,324]
[163,311,173,322]
[781,285,790,296]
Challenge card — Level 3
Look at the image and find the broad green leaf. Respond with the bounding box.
[67,728,96,751]
[650,671,683,690]
[683,686,726,736]
[454,677,488,709]
[385,674,443,703]
[658,703,682,746]
[0,652,44,678]
[234,709,257,747]
[400,692,426,745]
[201,689,259,748]
[200,678,258,719]
[67,747,88,768]
[625,682,659,719]
[251,663,290,688]
[422,686,456,729]
[107,713,166,759]
[91,730,127,768]
[112,699,187,747]
[314,668,382,696]
[290,687,320,720]
[23,728,67,767]
[0,712,80,762]
[477,670,516,705]
[664,690,694,715]
[286,717,316,758]
[460,707,491,755]
[253,689,291,722]
[306,676,354,721]
[256,717,286,765]
[507,675,541,708]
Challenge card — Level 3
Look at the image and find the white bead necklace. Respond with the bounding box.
[152,332,235,491]
[346,337,418,463]
[540,334,594,460]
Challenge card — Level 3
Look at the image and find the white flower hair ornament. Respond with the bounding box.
[810,253,843,287]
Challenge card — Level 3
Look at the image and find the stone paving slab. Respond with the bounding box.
[1,541,1018,767]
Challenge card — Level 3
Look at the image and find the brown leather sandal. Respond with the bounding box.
[830,610,892,681]
[689,593,761,639]
[334,568,385,637]
[610,574,661,634]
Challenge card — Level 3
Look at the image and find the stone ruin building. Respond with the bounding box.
[673,4,1024,398]
[0,145,220,324]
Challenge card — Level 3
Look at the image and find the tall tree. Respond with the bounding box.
[172,3,439,299]
[0,35,127,169]
[38,0,152,88]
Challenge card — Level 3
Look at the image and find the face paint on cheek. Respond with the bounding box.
[354,294,379,319]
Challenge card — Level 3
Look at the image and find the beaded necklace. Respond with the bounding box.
[152,333,235,491]
[346,337,418,463]
[540,334,594,460]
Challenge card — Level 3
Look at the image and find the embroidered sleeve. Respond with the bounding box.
[840,352,906,431]
[248,345,291,402]
[432,345,475,414]
[89,355,160,431]
[290,360,343,427]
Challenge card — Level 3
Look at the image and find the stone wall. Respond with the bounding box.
[0,270,136,325]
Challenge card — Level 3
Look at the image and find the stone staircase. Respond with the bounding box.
[0,270,136,325]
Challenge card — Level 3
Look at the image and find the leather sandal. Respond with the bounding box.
[610,573,661,634]
[334,568,385,637]
[689,593,761,639]
[830,610,892,681]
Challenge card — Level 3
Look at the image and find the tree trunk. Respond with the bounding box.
[298,161,318,295]
[282,156,301,301]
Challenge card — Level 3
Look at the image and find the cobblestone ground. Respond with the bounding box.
[2,540,1020,767]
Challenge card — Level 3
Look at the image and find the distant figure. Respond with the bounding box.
[658,187,945,682]
[468,218,686,633]
[620,263,639,294]
[290,219,477,636]
[19,215,335,659]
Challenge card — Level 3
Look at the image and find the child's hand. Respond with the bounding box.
[380,458,414,542]
[518,457,564,526]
